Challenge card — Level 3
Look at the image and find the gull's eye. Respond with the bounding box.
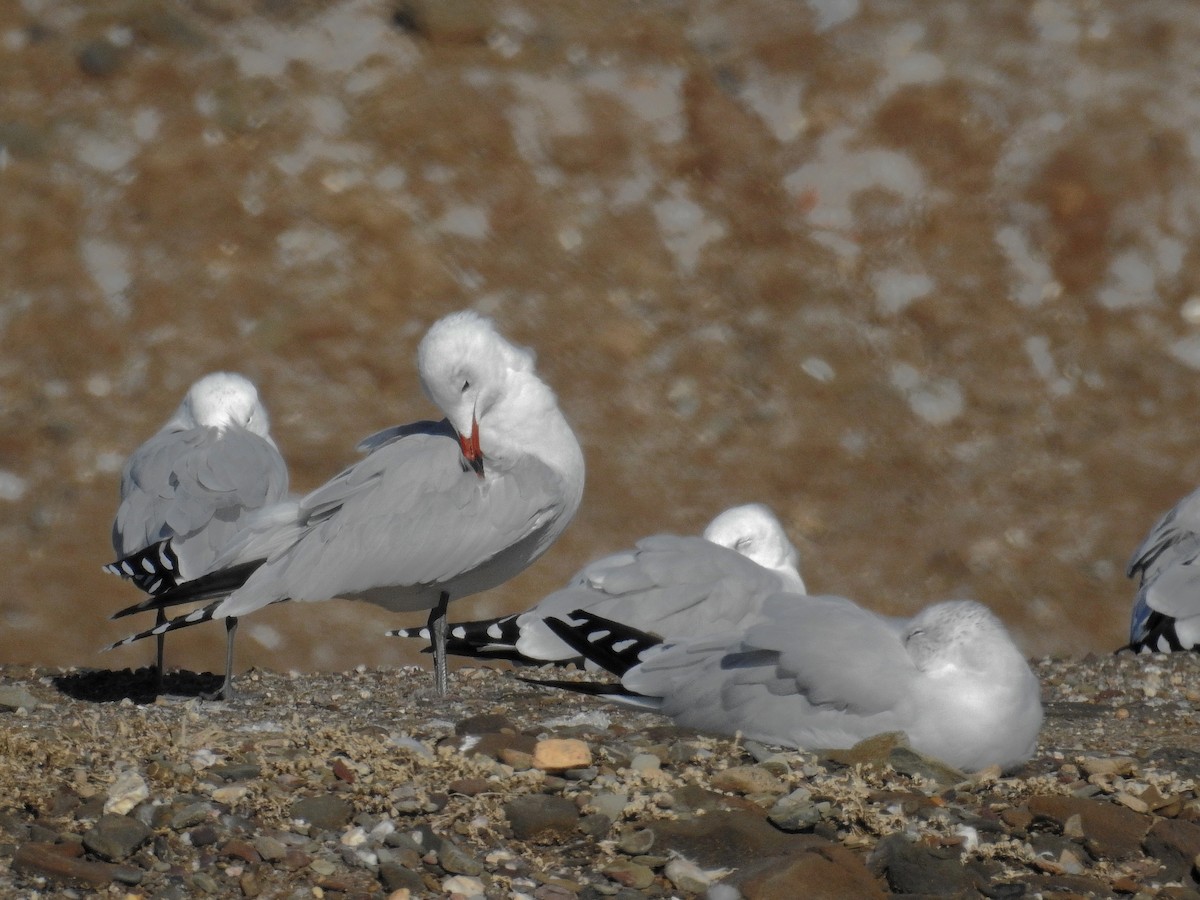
[461,380,471,393]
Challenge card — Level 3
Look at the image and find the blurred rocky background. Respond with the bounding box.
[2,0,1197,676]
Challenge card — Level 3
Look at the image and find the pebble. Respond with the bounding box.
[437,835,484,876]
[868,833,975,895]
[210,785,248,805]
[589,791,628,822]
[767,791,825,833]
[253,834,288,860]
[533,739,592,772]
[629,753,661,774]
[12,842,142,887]
[380,860,425,893]
[1027,794,1151,859]
[617,827,655,855]
[167,801,216,831]
[103,770,149,816]
[81,814,151,861]
[448,777,493,796]
[1079,756,1137,777]
[601,859,655,889]
[442,874,486,896]
[1145,818,1200,882]
[291,795,354,832]
[711,764,787,796]
[735,844,884,900]
[502,795,580,842]
[0,686,39,712]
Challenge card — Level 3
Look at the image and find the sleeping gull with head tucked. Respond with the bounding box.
[104,372,289,698]
[1126,486,1200,653]
[387,502,805,666]
[109,310,585,696]
[542,594,1043,773]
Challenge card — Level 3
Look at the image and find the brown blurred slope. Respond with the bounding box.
[2,0,1199,675]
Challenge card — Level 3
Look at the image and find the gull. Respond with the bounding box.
[110,310,586,695]
[104,372,289,697]
[542,594,1043,773]
[386,502,805,666]
[1126,486,1200,652]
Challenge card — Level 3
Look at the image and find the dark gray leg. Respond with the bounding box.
[154,607,166,695]
[428,592,450,696]
[219,616,238,700]
[202,616,238,701]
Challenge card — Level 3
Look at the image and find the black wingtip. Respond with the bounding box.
[111,559,267,619]
[542,610,662,678]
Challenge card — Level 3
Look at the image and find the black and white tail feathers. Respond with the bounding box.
[387,614,533,663]
[109,559,266,620]
[106,598,226,651]
[103,539,183,596]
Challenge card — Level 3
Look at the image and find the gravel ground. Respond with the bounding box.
[2,652,1200,898]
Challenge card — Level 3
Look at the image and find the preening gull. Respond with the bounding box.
[543,594,1043,773]
[387,502,805,666]
[110,311,585,695]
[104,372,289,697]
[1126,486,1200,653]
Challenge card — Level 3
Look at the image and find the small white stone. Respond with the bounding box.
[441,875,485,897]
[104,770,149,815]
[211,785,248,805]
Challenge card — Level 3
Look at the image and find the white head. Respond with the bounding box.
[903,600,1022,676]
[172,372,272,439]
[702,503,805,591]
[417,310,539,475]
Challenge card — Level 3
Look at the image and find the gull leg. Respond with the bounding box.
[429,592,450,696]
[154,607,166,695]
[201,616,238,701]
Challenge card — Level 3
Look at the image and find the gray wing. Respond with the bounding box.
[215,430,571,618]
[514,534,796,661]
[113,425,289,580]
[623,594,916,747]
[743,593,914,712]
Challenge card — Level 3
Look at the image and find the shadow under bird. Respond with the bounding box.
[104,372,289,698]
[1126,485,1200,653]
[388,502,805,667]
[540,594,1044,773]
[109,310,585,696]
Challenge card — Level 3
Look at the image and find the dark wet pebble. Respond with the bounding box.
[12,842,143,888]
[290,795,353,831]
[868,833,976,895]
[81,813,151,862]
[503,795,580,842]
